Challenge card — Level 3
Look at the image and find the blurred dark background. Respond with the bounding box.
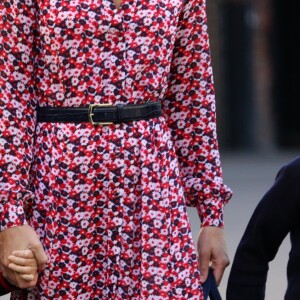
[207,0,300,151]
[197,2,300,298]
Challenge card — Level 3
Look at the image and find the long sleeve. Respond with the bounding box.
[0,0,38,231]
[163,0,232,227]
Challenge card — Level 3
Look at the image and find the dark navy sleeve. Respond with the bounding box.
[226,157,300,300]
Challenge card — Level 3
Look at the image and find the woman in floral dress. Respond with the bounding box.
[0,0,232,298]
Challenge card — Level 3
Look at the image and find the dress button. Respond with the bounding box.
[112,14,122,24]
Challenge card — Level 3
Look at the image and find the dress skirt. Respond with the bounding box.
[11,117,203,299]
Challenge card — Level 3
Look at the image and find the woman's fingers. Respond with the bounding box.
[8,255,36,267]
[8,255,29,266]
[19,273,35,282]
[12,250,35,259]
[8,263,37,274]
[8,251,38,283]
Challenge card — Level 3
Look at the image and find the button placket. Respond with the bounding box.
[120,0,138,101]
[108,13,126,101]
[101,0,138,102]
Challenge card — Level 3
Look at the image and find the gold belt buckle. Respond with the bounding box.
[88,104,114,126]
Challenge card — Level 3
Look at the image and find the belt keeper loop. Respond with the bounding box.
[116,104,124,123]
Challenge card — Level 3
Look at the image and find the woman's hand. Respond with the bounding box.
[197,226,230,285]
[0,225,47,288]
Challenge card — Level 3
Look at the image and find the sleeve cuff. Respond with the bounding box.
[0,198,28,232]
[197,199,225,228]
[182,177,233,227]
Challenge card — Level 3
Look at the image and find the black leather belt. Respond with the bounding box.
[37,102,162,125]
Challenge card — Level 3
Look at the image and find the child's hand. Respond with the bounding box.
[7,250,38,282]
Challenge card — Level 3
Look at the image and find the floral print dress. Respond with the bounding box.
[0,0,232,298]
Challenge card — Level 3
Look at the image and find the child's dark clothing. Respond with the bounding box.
[226,157,300,300]
[0,272,15,296]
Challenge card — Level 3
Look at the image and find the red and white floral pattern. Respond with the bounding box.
[0,0,232,298]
